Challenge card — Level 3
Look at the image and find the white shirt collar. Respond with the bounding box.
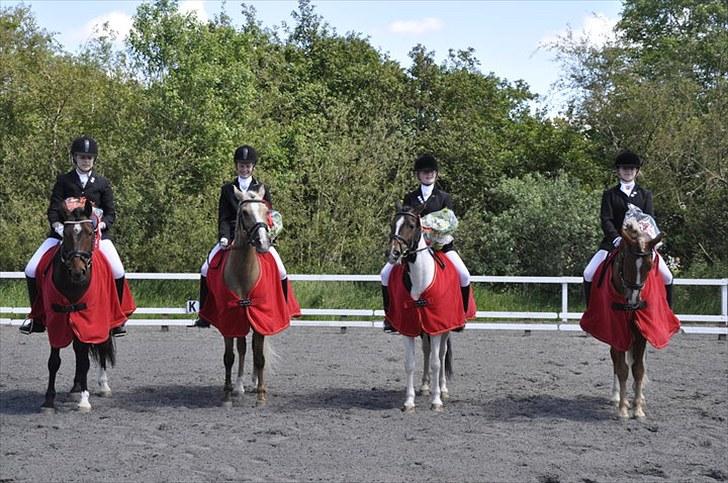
[238,176,252,191]
[76,168,91,186]
[620,181,635,195]
[420,183,434,201]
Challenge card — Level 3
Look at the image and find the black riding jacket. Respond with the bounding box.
[598,183,654,251]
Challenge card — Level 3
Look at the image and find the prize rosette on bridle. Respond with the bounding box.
[386,251,475,337]
[28,247,136,348]
[579,251,680,351]
[200,250,300,337]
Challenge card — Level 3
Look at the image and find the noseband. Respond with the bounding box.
[389,211,427,263]
[236,199,270,247]
[60,220,94,272]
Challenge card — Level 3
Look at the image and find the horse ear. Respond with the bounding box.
[233,185,245,201]
[256,184,266,200]
[394,201,402,212]
[84,200,93,218]
[412,203,425,216]
[650,232,664,249]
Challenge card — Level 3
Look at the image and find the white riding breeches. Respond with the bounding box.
[200,244,287,280]
[583,249,673,284]
[25,238,125,279]
[380,250,471,287]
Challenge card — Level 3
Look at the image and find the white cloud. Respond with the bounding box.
[388,17,444,35]
[539,12,618,49]
[79,11,133,45]
[179,0,209,22]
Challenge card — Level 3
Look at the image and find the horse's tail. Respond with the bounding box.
[90,337,116,368]
[264,337,280,374]
[444,336,454,381]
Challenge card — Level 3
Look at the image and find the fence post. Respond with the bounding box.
[720,282,727,341]
[561,281,569,325]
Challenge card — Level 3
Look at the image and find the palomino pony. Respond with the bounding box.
[605,220,663,418]
[42,200,115,413]
[218,186,276,406]
[386,203,458,412]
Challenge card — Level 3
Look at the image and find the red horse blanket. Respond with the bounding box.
[199,250,300,337]
[580,253,680,351]
[386,251,476,337]
[28,246,136,348]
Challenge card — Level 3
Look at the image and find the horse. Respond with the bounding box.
[386,203,462,412]
[606,220,663,418]
[216,186,277,406]
[41,200,116,413]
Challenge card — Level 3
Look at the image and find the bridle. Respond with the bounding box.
[389,211,429,263]
[613,244,652,311]
[234,199,270,248]
[59,219,94,273]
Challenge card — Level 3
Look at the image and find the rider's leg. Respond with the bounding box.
[583,250,609,308]
[20,238,59,334]
[655,252,674,308]
[99,240,128,337]
[444,250,471,313]
[191,244,222,328]
[269,247,290,302]
[380,262,395,333]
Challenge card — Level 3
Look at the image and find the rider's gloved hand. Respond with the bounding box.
[612,236,622,247]
[219,237,229,248]
[98,221,107,231]
[52,222,64,237]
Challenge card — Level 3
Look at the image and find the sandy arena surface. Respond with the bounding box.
[1,325,726,482]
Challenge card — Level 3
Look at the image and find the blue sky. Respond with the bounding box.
[6,0,623,113]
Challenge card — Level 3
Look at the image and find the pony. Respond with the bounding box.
[201,185,284,406]
[386,203,463,412]
[41,200,116,413]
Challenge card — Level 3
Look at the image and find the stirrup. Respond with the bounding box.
[188,318,210,328]
[382,319,397,334]
[19,318,44,335]
[111,325,127,338]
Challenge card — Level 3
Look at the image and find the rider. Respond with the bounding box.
[583,149,674,307]
[380,153,472,333]
[21,135,128,337]
[191,145,289,327]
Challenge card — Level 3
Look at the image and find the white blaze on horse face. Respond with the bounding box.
[73,224,82,235]
[627,256,644,305]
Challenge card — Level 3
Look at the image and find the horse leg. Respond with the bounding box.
[223,337,235,407]
[252,332,267,404]
[439,333,449,400]
[419,334,431,395]
[402,336,416,412]
[233,336,246,396]
[631,336,648,418]
[96,359,112,397]
[72,339,91,412]
[429,334,444,412]
[610,347,629,418]
[42,348,61,413]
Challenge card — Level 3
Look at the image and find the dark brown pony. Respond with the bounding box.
[221,186,274,406]
[43,200,115,413]
[609,220,663,418]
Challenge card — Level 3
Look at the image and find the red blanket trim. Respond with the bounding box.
[385,251,475,337]
[580,252,680,351]
[28,246,136,348]
[199,250,297,337]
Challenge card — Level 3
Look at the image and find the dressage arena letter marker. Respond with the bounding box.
[186,300,199,313]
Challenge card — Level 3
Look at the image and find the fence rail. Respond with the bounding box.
[2,271,726,335]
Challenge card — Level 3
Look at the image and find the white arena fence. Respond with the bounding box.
[1,272,726,335]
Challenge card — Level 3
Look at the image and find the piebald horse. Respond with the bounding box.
[608,220,663,418]
[387,203,454,412]
[221,186,275,406]
[43,200,115,413]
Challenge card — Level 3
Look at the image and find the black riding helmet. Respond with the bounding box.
[234,145,257,165]
[414,153,438,172]
[614,149,642,168]
[70,136,98,157]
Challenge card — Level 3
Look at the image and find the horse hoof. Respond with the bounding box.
[431,403,444,412]
[441,391,450,400]
[41,406,56,415]
[401,405,415,413]
[419,385,430,395]
[222,400,233,408]
[256,398,267,407]
[618,409,629,419]
[96,390,112,398]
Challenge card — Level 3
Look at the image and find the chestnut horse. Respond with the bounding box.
[607,220,663,418]
[42,200,115,413]
[220,186,276,406]
[386,203,456,412]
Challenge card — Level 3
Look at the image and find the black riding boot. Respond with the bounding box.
[460,284,471,313]
[583,281,592,309]
[666,283,673,309]
[381,285,396,333]
[191,276,210,328]
[19,277,45,335]
[111,277,127,337]
[281,277,289,302]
